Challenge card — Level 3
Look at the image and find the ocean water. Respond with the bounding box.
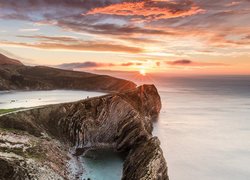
[0,90,105,109]
[151,76,250,180]
[68,150,124,180]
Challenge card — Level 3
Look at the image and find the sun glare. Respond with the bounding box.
[139,69,146,76]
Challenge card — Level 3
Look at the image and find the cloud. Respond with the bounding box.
[0,13,32,21]
[0,0,195,39]
[167,59,192,65]
[226,1,242,7]
[166,59,229,67]
[1,0,250,53]
[56,19,175,36]
[18,35,78,42]
[207,33,250,47]
[0,0,116,15]
[1,38,143,54]
[18,28,40,32]
[56,61,114,70]
[86,0,203,21]
[245,35,250,40]
[119,36,162,44]
[56,61,141,70]
[121,62,134,66]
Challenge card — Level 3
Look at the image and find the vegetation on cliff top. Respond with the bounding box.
[0,108,22,115]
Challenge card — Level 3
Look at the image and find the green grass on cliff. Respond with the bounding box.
[0,108,22,115]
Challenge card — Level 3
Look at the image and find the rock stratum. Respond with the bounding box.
[0,85,168,180]
[0,53,136,92]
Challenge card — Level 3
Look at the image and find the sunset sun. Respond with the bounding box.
[139,69,146,76]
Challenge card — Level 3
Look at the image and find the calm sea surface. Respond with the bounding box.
[0,90,105,109]
[151,76,250,180]
[1,76,250,180]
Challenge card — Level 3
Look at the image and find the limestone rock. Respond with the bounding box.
[0,84,168,179]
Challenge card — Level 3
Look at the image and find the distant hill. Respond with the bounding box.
[0,53,136,92]
[0,53,23,65]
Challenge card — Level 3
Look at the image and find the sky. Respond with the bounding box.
[0,0,250,76]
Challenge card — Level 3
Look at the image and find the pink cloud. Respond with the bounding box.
[86,0,204,21]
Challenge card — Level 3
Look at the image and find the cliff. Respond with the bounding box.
[0,53,23,66]
[0,85,168,180]
[0,53,136,92]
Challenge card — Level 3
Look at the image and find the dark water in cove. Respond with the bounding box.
[1,75,250,180]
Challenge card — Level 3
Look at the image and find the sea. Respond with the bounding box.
[0,75,250,180]
[151,75,250,180]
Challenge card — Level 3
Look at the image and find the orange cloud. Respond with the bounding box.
[0,40,143,54]
[86,0,203,21]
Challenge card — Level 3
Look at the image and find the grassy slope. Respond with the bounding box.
[0,108,21,115]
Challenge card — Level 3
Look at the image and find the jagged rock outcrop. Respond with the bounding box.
[0,53,136,92]
[122,137,168,180]
[0,85,168,180]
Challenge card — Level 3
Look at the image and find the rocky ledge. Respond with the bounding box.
[0,85,168,180]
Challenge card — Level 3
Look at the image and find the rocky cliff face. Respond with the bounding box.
[0,53,136,92]
[0,85,168,180]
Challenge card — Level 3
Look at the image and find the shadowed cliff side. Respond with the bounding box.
[0,85,168,180]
